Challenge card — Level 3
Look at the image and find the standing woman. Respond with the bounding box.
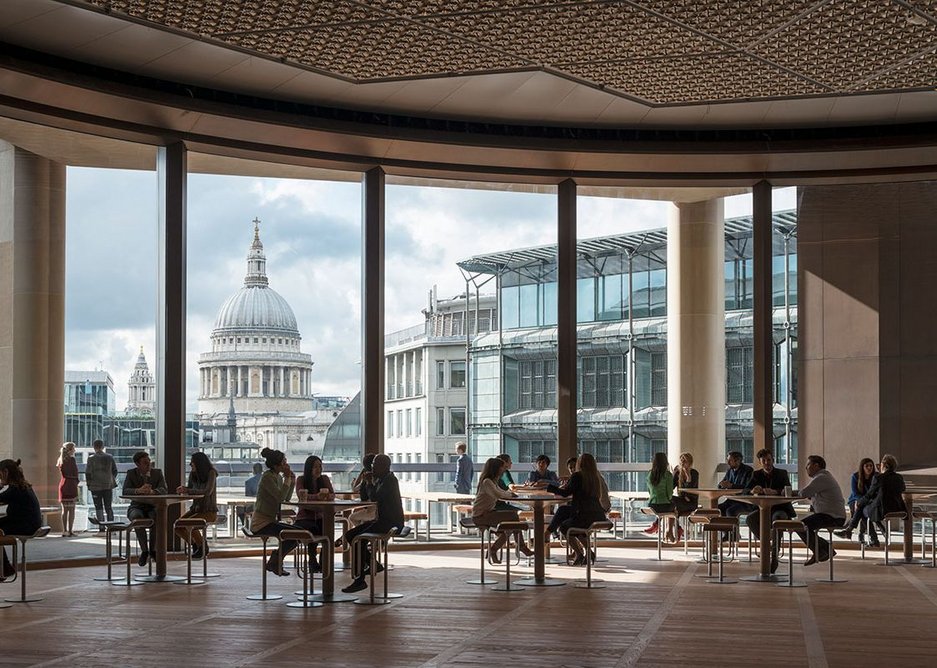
[251,447,297,576]
[547,453,609,565]
[174,452,218,559]
[647,452,676,543]
[294,455,334,571]
[0,459,42,581]
[472,457,534,563]
[56,442,79,537]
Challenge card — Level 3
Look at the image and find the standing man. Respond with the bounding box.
[122,451,168,567]
[342,454,404,593]
[718,450,755,517]
[795,455,846,565]
[85,439,118,528]
[454,442,473,494]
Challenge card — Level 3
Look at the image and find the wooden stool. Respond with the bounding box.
[93,521,129,582]
[110,519,153,587]
[814,524,847,584]
[773,519,807,588]
[242,527,282,601]
[491,521,529,592]
[333,513,352,572]
[568,520,614,589]
[607,510,623,539]
[350,528,397,605]
[917,511,937,569]
[3,526,51,603]
[640,507,676,561]
[882,511,909,566]
[703,517,738,584]
[173,518,208,586]
[461,518,497,585]
[280,528,328,608]
[687,509,721,563]
[913,510,932,562]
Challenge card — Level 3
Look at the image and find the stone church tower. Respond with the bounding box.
[126,347,156,415]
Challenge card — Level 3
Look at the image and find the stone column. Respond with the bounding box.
[667,198,726,487]
[237,366,243,397]
[279,366,284,397]
[0,142,66,501]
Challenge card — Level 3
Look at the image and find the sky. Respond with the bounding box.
[64,167,793,413]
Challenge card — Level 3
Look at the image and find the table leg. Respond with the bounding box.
[904,494,914,563]
[135,502,185,583]
[742,503,786,582]
[426,503,432,542]
[311,510,357,602]
[517,502,564,587]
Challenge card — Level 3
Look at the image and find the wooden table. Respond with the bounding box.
[217,495,253,538]
[900,486,937,563]
[401,491,475,540]
[284,499,375,602]
[732,494,806,582]
[679,487,743,510]
[119,494,200,582]
[508,493,566,587]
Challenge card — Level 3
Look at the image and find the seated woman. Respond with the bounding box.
[547,453,608,565]
[472,457,534,563]
[294,455,334,571]
[840,454,905,541]
[547,457,580,539]
[671,451,699,542]
[0,459,41,581]
[250,447,297,576]
[646,452,677,543]
[836,457,882,546]
[174,452,218,559]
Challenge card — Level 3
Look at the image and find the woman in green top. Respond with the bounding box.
[250,447,296,576]
[646,452,677,543]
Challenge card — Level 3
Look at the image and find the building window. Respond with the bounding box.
[386,410,393,439]
[415,407,422,436]
[436,407,445,436]
[436,453,445,482]
[450,360,466,388]
[405,408,412,437]
[519,359,556,410]
[727,438,754,463]
[580,355,625,408]
[396,410,403,437]
[727,346,754,403]
[416,453,422,482]
[436,361,446,390]
[651,352,667,407]
[450,407,466,435]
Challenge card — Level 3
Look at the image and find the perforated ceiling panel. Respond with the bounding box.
[78,0,937,105]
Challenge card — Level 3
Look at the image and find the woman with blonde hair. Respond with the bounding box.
[56,442,79,536]
[547,453,608,565]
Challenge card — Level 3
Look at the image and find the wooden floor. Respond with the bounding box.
[2,545,936,667]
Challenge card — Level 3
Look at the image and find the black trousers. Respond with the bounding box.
[127,506,157,553]
[745,508,794,558]
[252,521,298,567]
[91,489,114,523]
[344,521,396,577]
[795,513,845,554]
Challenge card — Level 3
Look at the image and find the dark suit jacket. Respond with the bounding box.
[860,470,906,522]
[749,467,795,518]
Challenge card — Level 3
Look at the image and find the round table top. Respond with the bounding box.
[677,487,743,497]
[728,494,805,506]
[119,494,201,503]
[285,499,375,508]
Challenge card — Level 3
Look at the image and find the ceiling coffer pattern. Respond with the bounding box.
[81,0,937,105]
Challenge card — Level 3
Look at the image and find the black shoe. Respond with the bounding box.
[88,517,100,526]
[571,554,586,567]
[770,556,779,574]
[833,528,852,540]
[191,545,203,560]
[374,562,385,574]
[868,536,881,548]
[138,551,149,567]
[342,578,368,593]
[264,562,290,577]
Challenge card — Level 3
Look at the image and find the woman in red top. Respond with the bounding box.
[294,455,334,572]
[56,442,79,537]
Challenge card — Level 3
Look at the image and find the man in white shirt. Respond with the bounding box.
[796,455,847,565]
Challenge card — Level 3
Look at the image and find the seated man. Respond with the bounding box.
[526,454,560,487]
[342,454,404,593]
[717,450,754,517]
[744,448,795,573]
[795,455,846,565]
[122,451,167,567]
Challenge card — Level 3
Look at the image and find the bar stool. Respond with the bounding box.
[93,521,129,582]
[173,518,208,586]
[640,507,676,561]
[0,531,17,609]
[773,519,807,588]
[701,517,738,584]
[460,518,497,585]
[281,529,328,608]
[687,509,721,562]
[882,511,909,566]
[367,526,410,601]
[2,526,50,603]
[111,519,154,587]
[919,511,937,569]
[814,524,847,584]
[350,528,397,605]
[913,510,932,561]
[242,527,282,601]
[333,513,352,571]
[568,520,614,589]
[489,520,529,593]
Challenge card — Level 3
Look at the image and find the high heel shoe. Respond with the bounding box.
[519,544,535,557]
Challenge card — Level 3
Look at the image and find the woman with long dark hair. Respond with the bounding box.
[294,455,334,571]
[56,442,79,537]
[646,451,676,542]
[0,459,41,581]
[174,451,219,558]
[547,453,609,565]
[251,447,296,576]
[837,455,898,547]
[844,457,879,546]
[472,457,534,562]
